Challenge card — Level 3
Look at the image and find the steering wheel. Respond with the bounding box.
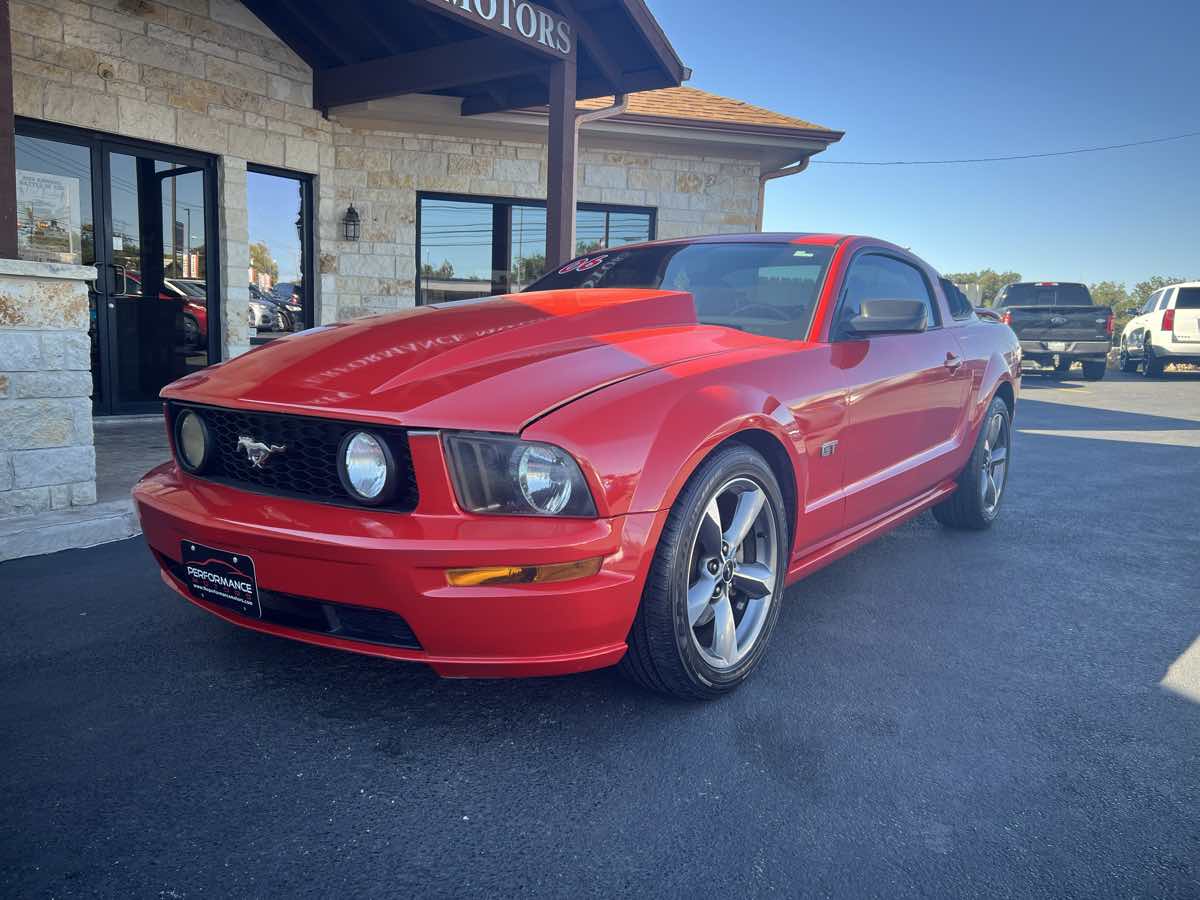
[731,303,791,321]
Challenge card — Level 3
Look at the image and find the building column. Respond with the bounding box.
[218,157,250,359]
[545,57,577,269]
[0,260,98,523]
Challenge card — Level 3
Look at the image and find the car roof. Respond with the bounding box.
[579,232,908,253]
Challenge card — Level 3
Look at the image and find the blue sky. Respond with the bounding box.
[247,171,303,283]
[650,0,1198,286]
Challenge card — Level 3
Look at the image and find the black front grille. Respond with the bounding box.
[170,402,418,511]
[160,553,422,650]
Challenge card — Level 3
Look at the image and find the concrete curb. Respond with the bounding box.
[0,499,141,562]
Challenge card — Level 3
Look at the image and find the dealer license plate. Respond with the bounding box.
[1047,341,1067,351]
[181,540,261,618]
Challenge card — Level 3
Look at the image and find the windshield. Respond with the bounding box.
[994,283,1093,307]
[523,242,834,340]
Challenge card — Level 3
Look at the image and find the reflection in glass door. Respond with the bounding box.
[13,132,101,408]
[102,149,213,411]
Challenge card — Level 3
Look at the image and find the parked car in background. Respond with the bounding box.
[247,298,278,331]
[993,282,1113,380]
[1118,282,1200,376]
[272,282,305,331]
[135,233,1020,699]
[126,274,208,349]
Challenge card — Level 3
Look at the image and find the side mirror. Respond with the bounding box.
[845,299,928,335]
[975,307,1002,323]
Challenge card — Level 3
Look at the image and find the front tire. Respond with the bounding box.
[1082,360,1106,381]
[620,444,788,700]
[932,395,1012,530]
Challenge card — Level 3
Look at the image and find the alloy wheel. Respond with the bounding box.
[684,477,779,670]
[980,411,1009,516]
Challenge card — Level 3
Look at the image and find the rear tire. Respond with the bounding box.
[932,395,1012,531]
[620,444,788,700]
[1142,342,1164,378]
[1082,360,1106,381]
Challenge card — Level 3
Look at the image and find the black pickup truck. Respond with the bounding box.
[993,282,1114,380]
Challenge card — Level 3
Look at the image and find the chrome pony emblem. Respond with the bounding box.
[236,435,286,469]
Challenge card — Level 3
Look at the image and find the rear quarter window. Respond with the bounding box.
[939,278,974,320]
[1175,287,1200,309]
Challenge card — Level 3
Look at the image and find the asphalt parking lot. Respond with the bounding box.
[2,370,1198,898]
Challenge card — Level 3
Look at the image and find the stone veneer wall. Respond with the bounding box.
[10,0,763,343]
[0,260,98,518]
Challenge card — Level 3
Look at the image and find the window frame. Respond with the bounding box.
[246,162,316,341]
[415,191,656,305]
[1156,288,1174,311]
[829,248,942,341]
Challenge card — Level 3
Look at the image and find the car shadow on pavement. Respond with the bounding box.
[1016,396,1200,432]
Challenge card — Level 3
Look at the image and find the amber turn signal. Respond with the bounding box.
[445,557,603,587]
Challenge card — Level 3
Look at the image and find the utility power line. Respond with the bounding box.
[811,129,1200,166]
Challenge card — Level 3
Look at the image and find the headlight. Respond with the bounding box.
[175,409,210,473]
[443,433,596,517]
[337,431,396,505]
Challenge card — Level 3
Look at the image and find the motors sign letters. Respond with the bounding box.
[421,0,574,58]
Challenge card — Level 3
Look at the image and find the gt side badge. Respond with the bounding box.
[820,440,838,457]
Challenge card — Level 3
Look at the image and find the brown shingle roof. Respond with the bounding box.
[577,86,840,140]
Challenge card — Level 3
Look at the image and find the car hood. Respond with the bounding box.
[162,288,778,432]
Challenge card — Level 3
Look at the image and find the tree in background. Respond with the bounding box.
[1132,275,1190,306]
[249,241,278,283]
[420,259,455,279]
[941,269,1022,307]
[1089,280,1131,311]
[510,253,546,286]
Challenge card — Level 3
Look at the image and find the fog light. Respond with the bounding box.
[445,557,603,587]
[175,409,210,473]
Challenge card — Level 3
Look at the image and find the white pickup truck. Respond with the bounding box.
[1119,282,1200,376]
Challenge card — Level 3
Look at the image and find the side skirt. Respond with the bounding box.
[785,480,957,585]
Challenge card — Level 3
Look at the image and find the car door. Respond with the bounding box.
[1125,291,1161,350]
[832,252,971,530]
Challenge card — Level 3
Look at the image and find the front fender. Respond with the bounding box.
[522,359,806,519]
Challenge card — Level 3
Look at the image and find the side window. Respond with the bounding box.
[939,278,974,320]
[839,254,937,334]
[1141,291,1162,314]
[1157,289,1174,310]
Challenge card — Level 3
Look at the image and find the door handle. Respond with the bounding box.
[944,353,963,371]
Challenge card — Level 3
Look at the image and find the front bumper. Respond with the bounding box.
[133,456,664,677]
[1019,339,1109,359]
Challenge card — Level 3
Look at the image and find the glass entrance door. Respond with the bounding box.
[98,146,215,413]
[13,123,220,415]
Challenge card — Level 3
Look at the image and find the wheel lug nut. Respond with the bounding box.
[707,559,720,575]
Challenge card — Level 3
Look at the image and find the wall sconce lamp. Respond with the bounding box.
[342,204,361,242]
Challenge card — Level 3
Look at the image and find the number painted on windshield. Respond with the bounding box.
[558,255,608,275]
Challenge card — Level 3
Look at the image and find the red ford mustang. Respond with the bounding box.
[133,233,1020,698]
